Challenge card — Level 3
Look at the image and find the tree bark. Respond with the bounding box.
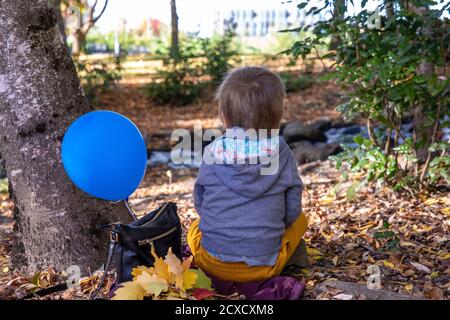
[170,0,179,59]
[68,0,109,56]
[71,30,85,56]
[408,3,435,163]
[51,0,67,47]
[0,0,131,273]
[330,0,345,51]
[385,0,395,19]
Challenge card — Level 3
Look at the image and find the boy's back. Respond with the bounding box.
[194,133,302,264]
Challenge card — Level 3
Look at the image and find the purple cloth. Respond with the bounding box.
[210,275,305,300]
[182,245,304,300]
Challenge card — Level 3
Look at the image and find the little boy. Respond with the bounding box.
[188,66,308,282]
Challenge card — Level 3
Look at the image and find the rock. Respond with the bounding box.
[310,118,332,132]
[324,92,343,106]
[282,120,327,144]
[292,141,342,164]
[317,280,426,300]
[342,125,362,135]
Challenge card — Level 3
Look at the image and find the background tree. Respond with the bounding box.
[285,0,449,190]
[170,0,179,59]
[65,0,109,56]
[0,0,131,273]
[51,0,67,46]
[330,0,345,51]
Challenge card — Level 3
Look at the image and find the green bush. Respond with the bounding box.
[200,27,240,83]
[145,25,239,106]
[145,57,205,106]
[279,72,315,92]
[75,57,122,102]
[285,0,450,190]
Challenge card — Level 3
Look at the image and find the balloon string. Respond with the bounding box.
[124,197,138,221]
[110,198,138,221]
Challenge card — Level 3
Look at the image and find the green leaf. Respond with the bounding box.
[374,230,395,239]
[191,269,212,290]
[353,135,365,145]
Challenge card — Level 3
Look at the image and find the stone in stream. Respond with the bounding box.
[310,118,333,133]
[291,141,342,165]
[282,120,327,144]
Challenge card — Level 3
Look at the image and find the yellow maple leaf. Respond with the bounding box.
[181,269,197,290]
[164,247,183,278]
[151,248,171,282]
[136,272,168,297]
[112,281,146,300]
[182,255,194,271]
[131,266,155,280]
[404,284,413,292]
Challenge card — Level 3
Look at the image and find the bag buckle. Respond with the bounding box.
[110,231,119,242]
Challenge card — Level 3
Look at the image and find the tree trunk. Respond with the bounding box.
[414,61,435,163]
[330,0,345,51]
[406,3,435,163]
[0,0,131,274]
[170,0,179,59]
[51,0,67,47]
[385,0,395,19]
[71,30,85,56]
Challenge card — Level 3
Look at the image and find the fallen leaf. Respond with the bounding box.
[400,241,417,248]
[131,266,154,279]
[191,269,212,290]
[112,281,146,300]
[333,293,353,300]
[382,260,396,269]
[164,248,183,277]
[332,255,339,266]
[423,282,444,300]
[151,248,171,282]
[181,255,194,271]
[410,261,431,274]
[136,272,168,297]
[307,247,322,256]
[438,252,450,260]
[181,269,197,290]
[192,288,216,300]
[404,284,413,292]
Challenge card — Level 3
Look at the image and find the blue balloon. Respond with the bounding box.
[62,110,147,201]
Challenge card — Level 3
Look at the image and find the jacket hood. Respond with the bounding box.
[204,134,295,199]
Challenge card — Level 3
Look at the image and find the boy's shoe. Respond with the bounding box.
[286,239,308,268]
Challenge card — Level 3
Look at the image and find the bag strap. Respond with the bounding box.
[90,198,138,299]
[89,231,118,300]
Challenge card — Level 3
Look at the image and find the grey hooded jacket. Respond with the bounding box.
[193,136,302,260]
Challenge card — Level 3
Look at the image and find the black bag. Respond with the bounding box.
[90,202,182,299]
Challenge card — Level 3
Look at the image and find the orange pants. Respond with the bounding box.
[187,213,308,282]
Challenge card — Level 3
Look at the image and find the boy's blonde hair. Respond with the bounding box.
[216,66,285,130]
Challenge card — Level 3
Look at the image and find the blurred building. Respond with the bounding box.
[212,8,310,37]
